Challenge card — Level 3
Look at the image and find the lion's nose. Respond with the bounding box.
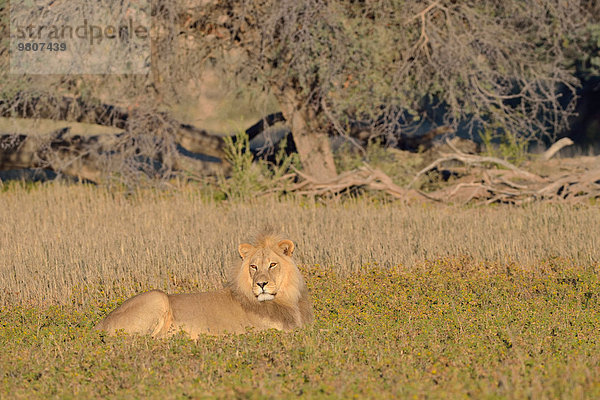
[257,281,268,290]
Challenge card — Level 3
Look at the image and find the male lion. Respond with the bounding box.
[95,233,313,338]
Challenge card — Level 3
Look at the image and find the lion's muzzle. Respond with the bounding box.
[257,293,275,302]
[255,281,276,301]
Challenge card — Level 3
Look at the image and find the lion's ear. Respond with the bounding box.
[278,239,295,256]
[238,243,255,259]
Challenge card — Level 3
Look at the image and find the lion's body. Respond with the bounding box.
[95,233,313,338]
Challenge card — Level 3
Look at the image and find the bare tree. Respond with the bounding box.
[0,0,595,183]
[168,0,590,179]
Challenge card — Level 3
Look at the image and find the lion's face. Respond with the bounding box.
[238,239,295,303]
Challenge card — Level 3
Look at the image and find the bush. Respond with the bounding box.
[217,132,299,200]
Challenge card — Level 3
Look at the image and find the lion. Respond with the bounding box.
[94,232,313,338]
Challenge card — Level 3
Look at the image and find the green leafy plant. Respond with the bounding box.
[218,132,262,200]
[217,132,299,200]
[481,127,529,166]
[498,131,529,166]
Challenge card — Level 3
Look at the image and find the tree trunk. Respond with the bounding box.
[279,96,337,181]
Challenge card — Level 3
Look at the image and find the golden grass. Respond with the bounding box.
[1,183,600,398]
[1,183,598,307]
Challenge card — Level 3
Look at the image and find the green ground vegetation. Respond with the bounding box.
[1,260,599,398]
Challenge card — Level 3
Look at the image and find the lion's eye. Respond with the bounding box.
[250,264,257,271]
[269,262,277,268]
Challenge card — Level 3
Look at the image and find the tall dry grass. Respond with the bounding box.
[1,183,598,307]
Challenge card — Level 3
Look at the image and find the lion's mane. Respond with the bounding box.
[227,231,313,330]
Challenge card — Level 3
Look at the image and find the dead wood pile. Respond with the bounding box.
[280,138,600,205]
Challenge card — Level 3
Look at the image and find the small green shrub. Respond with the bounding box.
[481,128,529,166]
[217,132,299,200]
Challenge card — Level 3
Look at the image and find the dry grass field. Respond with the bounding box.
[1,182,599,398]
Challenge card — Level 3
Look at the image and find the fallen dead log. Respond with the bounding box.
[1,128,106,182]
[0,127,225,183]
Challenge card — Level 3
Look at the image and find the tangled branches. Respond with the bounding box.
[272,138,599,205]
